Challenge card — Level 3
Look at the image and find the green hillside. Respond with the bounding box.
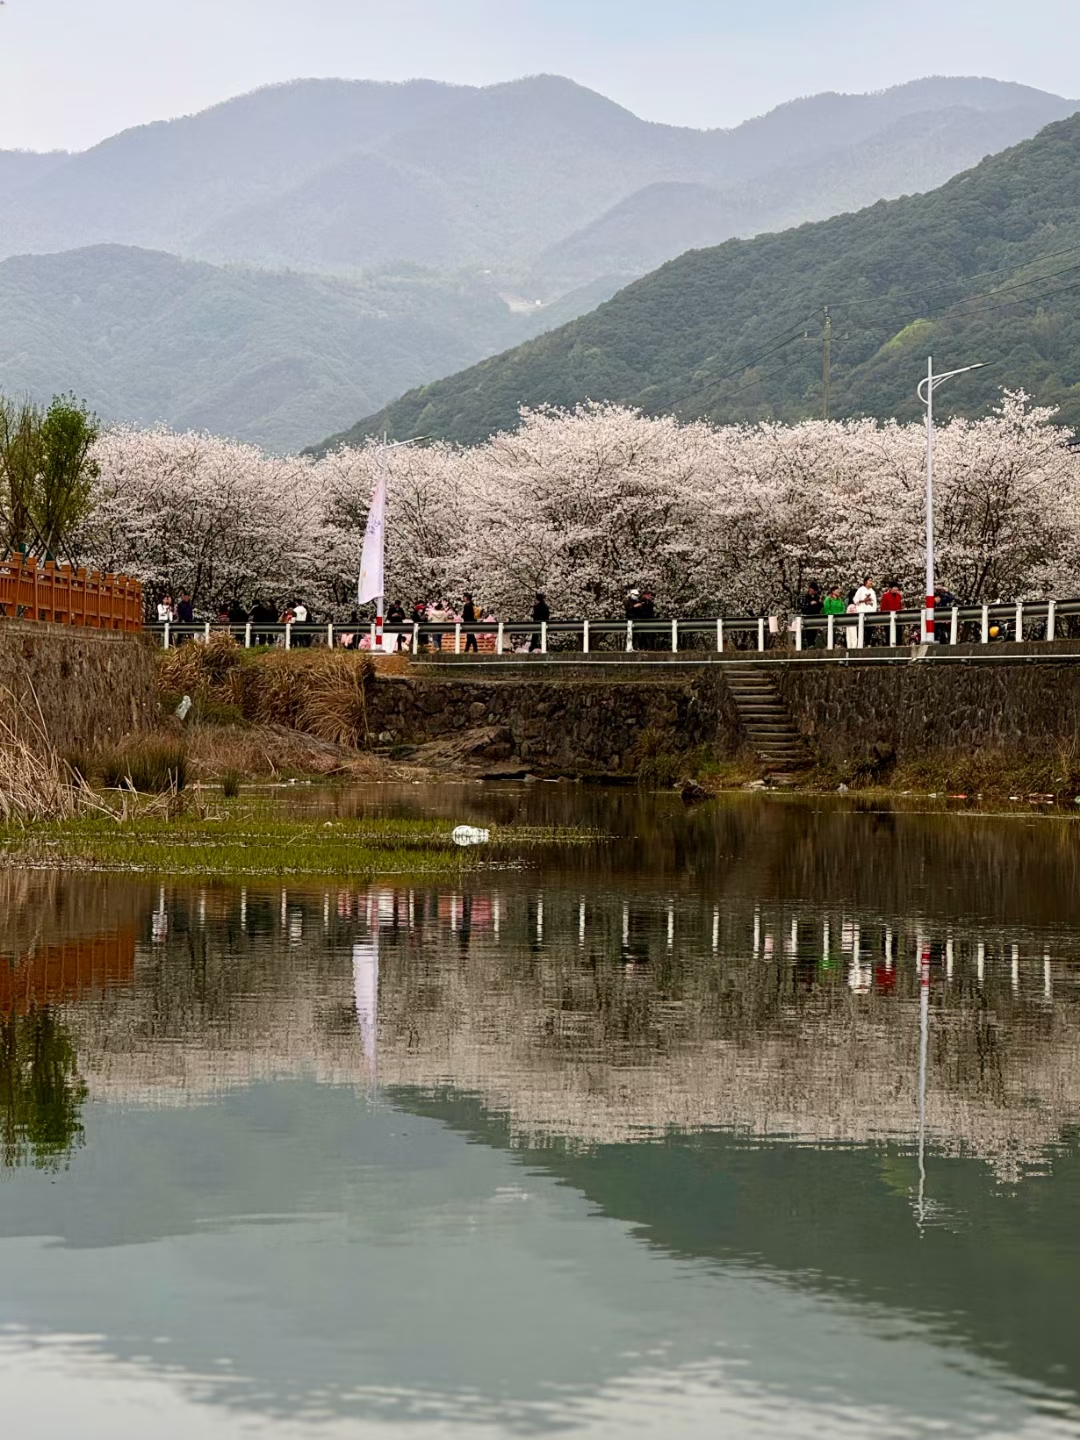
[0,246,570,452]
[329,112,1080,448]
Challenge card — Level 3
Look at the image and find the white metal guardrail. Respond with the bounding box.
[148,599,1079,655]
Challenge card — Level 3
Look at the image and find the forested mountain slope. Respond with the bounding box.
[327,113,1080,448]
[0,246,561,451]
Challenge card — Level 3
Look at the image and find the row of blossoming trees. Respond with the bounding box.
[81,393,1080,621]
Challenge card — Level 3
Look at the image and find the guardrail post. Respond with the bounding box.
[950,606,959,645]
[327,622,334,649]
[1047,599,1056,642]
[794,615,803,651]
[857,612,866,649]
[757,618,765,652]
[163,621,171,650]
[626,620,633,653]
[541,621,548,654]
[285,622,292,651]
[716,618,724,653]
[827,615,835,650]
[204,621,211,642]
[981,604,989,644]
[496,622,504,655]
[889,612,897,647]
[671,619,678,653]
[369,620,376,651]
[412,623,419,656]
[582,620,589,654]
[454,622,462,655]
[245,622,252,649]
[1015,601,1023,643]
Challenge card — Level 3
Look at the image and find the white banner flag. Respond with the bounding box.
[357,471,387,605]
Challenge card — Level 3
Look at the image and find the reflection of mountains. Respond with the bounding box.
[28,876,1080,1178]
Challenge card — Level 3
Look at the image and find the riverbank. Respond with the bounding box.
[8,624,1080,804]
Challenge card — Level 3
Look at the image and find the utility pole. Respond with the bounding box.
[822,307,832,421]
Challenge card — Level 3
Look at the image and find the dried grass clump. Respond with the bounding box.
[238,652,375,748]
[159,633,244,697]
[184,723,384,781]
[0,718,90,823]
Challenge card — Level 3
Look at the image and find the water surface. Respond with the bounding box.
[2,786,1080,1438]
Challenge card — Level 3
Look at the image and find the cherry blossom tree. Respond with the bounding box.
[84,426,319,612]
[78,392,1080,623]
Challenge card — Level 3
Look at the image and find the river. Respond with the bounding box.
[2,784,1079,1438]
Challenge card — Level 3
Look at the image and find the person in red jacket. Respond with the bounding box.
[880,581,904,612]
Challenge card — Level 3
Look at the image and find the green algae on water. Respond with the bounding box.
[0,799,600,879]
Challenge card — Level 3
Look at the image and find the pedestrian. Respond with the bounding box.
[177,592,194,624]
[387,599,407,651]
[800,581,823,616]
[427,598,452,650]
[228,598,247,626]
[822,585,846,617]
[852,576,878,612]
[530,591,550,652]
[292,599,311,647]
[880,580,904,613]
[249,598,277,646]
[800,579,823,647]
[156,594,175,624]
[410,599,428,649]
[461,592,479,653]
[624,588,643,620]
[934,582,957,612]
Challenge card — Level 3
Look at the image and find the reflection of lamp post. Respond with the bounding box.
[917,358,987,641]
[916,937,931,1230]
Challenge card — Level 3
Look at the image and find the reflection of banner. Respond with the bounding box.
[352,937,379,1069]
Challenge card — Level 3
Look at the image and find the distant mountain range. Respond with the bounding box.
[2,75,1071,284]
[330,112,1080,448]
[0,74,1075,448]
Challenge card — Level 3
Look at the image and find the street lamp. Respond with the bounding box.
[917,357,987,641]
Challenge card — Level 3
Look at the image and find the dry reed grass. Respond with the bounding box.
[0,714,90,822]
[159,638,375,750]
[183,723,385,781]
[0,686,188,826]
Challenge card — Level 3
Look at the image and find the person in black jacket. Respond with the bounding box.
[462,593,479,653]
[530,592,550,652]
[387,599,407,650]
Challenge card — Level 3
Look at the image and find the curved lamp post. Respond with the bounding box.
[917,358,987,641]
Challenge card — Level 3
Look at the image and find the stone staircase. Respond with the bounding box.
[725,667,814,772]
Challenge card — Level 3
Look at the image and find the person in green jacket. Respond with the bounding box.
[822,585,846,616]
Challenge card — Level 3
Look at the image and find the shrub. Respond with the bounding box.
[220,769,242,798]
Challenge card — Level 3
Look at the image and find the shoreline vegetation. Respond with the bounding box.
[4,635,1080,880]
[0,800,597,878]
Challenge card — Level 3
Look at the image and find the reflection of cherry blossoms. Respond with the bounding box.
[80,394,1080,617]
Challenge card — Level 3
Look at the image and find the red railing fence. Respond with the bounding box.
[0,556,143,633]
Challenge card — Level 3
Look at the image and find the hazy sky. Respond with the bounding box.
[2,0,1078,151]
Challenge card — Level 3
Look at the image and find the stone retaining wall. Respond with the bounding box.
[776,654,1080,768]
[371,651,1080,777]
[367,670,742,774]
[0,620,158,754]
